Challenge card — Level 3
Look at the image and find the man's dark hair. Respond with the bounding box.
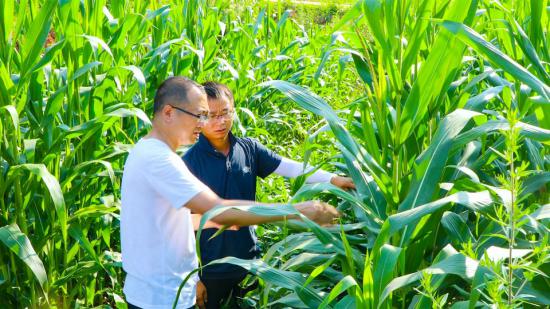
[202,81,234,104]
[153,76,205,114]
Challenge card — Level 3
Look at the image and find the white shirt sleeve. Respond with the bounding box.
[144,145,208,209]
[273,156,335,183]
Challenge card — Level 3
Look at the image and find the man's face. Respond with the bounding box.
[171,87,209,145]
[201,98,234,141]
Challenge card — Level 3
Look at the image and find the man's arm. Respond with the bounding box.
[185,188,339,226]
[273,157,356,189]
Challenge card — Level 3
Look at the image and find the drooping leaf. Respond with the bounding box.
[10,164,67,243]
[442,20,550,100]
[209,257,327,308]
[0,224,48,290]
[20,0,58,78]
[379,247,480,305]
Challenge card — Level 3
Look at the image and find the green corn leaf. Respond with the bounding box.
[70,61,102,82]
[399,0,476,144]
[379,246,480,305]
[292,182,383,226]
[374,191,493,259]
[441,211,475,244]
[122,65,146,90]
[259,80,390,194]
[362,0,389,53]
[520,172,550,198]
[441,20,550,100]
[0,105,19,137]
[198,203,364,273]
[315,48,365,82]
[464,86,505,111]
[82,34,114,60]
[267,293,310,308]
[302,255,338,288]
[282,252,336,271]
[399,109,483,212]
[334,295,356,309]
[401,0,436,78]
[30,39,65,74]
[68,224,105,272]
[209,256,327,308]
[373,244,402,306]
[196,204,297,265]
[333,0,362,31]
[509,19,550,84]
[318,275,358,309]
[20,0,57,79]
[362,249,374,308]
[0,60,14,105]
[10,164,67,243]
[0,224,48,291]
[0,0,14,47]
[452,119,550,152]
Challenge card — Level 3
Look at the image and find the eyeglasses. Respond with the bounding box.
[169,104,209,122]
[207,110,234,122]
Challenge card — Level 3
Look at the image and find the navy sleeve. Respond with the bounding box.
[253,139,282,178]
[182,147,198,177]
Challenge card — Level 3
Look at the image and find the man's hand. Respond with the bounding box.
[330,176,356,190]
[192,214,223,231]
[295,200,340,225]
[196,280,207,309]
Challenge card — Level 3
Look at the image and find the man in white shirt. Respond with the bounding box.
[120,77,339,309]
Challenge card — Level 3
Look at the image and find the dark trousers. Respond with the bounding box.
[201,273,253,309]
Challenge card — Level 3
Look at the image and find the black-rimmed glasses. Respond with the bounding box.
[168,104,208,122]
[208,110,234,122]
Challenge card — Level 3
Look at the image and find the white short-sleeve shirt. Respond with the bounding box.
[121,138,207,308]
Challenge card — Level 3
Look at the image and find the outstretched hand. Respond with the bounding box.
[295,200,340,226]
[330,176,356,190]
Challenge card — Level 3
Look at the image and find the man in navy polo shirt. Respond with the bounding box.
[183,82,355,308]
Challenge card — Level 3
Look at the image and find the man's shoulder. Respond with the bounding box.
[182,144,198,160]
[130,138,170,161]
[234,136,265,150]
[125,139,190,179]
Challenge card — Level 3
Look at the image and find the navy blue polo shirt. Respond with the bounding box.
[183,132,281,278]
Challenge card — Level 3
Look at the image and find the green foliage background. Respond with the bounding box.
[0,0,548,308]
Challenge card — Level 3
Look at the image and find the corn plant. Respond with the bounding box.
[200,0,550,308]
[0,0,357,306]
[1,0,548,307]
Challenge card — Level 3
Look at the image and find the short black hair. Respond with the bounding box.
[153,76,205,114]
[202,81,234,104]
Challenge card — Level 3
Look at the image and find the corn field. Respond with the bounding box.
[0,0,549,308]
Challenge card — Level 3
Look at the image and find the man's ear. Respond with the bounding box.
[161,104,175,122]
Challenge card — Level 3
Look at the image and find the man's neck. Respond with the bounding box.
[146,128,177,151]
[209,135,231,156]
